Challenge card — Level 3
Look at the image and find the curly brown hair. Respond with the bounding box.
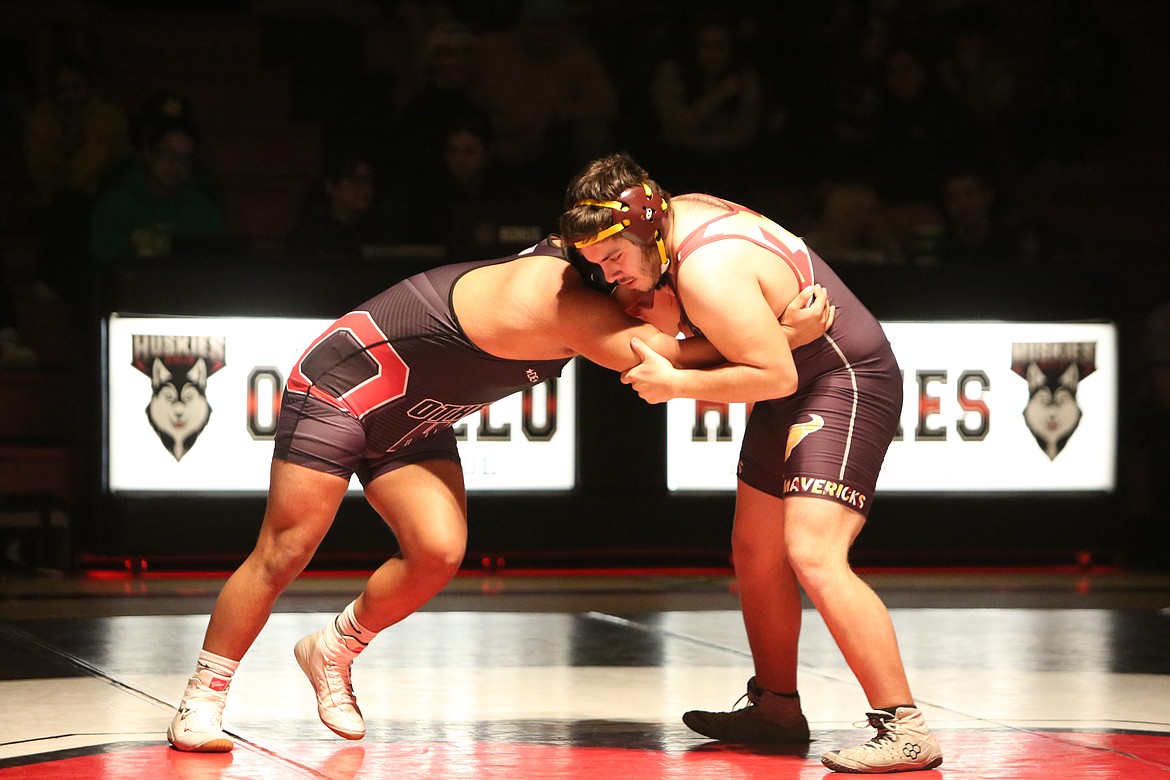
[559,152,671,246]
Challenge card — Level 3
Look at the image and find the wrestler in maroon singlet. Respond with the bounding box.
[670,198,902,516]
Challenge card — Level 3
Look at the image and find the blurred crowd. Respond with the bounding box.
[1,2,1138,277]
[0,0,1165,565]
[0,0,1154,331]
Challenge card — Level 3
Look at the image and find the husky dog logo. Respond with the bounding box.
[1011,342,1096,460]
[132,335,226,461]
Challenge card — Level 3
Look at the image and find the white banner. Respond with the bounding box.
[668,321,1118,493]
[106,315,576,493]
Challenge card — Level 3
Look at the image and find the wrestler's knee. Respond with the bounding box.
[251,526,319,586]
[786,525,852,595]
[403,525,467,579]
[731,518,789,574]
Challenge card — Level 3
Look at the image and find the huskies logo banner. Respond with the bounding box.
[667,321,1117,493]
[1011,342,1097,460]
[131,335,226,461]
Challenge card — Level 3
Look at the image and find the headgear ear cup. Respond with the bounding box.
[574,183,670,273]
[616,183,667,245]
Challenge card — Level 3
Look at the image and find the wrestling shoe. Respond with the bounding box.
[821,707,943,773]
[167,666,234,752]
[682,676,810,743]
[294,627,366,739]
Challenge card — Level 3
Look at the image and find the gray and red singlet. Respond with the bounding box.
[672,198,903,516]
[273,240,572,484]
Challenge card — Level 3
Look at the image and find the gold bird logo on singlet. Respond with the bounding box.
[785,414,825,460]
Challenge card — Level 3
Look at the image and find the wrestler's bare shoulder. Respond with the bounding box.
[674,193,730,208]
[673,193,732,215]
[454,252,580,357]
[458,251,567,301]
[671,193,734,233]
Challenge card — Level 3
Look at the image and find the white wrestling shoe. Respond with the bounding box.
[167,666,234,752]
[821,707,943,773]
[294,627,366,740]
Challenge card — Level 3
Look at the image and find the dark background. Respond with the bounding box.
[0,0,1166,572]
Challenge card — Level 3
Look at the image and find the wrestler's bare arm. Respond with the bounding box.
[550,277,833,374]
[449,256,706,370]
[456,253,829,376]
[614,283,834,350]
[550,280,719,372]
[622,243,804,404]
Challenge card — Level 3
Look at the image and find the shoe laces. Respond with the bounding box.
[186,673,228,707]
[729,692,761,714]
[323,657,357,706]
[181,677,227,733]
[182,702,224,734]
[852,712,900,751]
[731,678,766,713]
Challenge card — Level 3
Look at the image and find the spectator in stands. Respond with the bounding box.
[783,6,891,187]
[287,150,396,262]
[648,12,763,198]
[388,20,489,186]
[865,43,981,205]
[25,53,128,210]
[122,91,225,208]
[468,0,618,189]
[24,53,130,300]
[805,181,904,267]
[936,5,1016,138]
[409,118,548,260]
[936,164,1042,267]
[1009,0,1128,176]
[89,113,227,264]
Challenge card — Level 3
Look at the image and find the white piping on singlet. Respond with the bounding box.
[821,333,859,480]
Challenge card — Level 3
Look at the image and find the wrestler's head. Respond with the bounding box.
[560,153,671,292]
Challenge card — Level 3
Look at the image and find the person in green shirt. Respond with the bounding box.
[89,117,227,263]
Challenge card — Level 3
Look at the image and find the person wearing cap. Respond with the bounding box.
[559,152,942,774]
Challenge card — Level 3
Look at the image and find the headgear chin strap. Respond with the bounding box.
[573,182,670,274]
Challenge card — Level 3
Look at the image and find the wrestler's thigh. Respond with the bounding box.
[255,458,350,557]
[363,459,468,555]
